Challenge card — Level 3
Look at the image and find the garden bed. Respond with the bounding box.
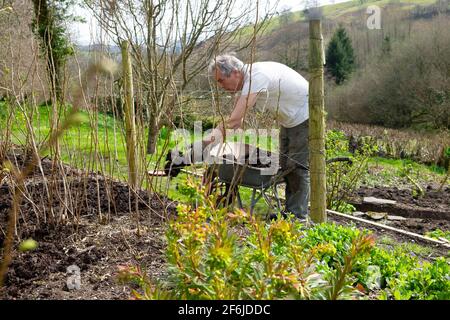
[3,209,170,300]
[0,151,177,299]
[349,185,449,236]
[0,151,448,299]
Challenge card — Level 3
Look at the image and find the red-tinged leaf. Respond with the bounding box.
[355,283,366,294]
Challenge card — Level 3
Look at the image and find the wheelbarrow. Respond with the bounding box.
[155,141,351,216]
[154,141,291,214]
[206,155,308,216]
[205,144,352,216]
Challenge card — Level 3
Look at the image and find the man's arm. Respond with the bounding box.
[204,93,259,145]
[227,93,258,129]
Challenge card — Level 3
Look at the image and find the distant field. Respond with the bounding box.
[322,0,439,19]
[238,0,440,37]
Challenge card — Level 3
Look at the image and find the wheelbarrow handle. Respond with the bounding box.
[271,157,352,185]
[326,157,353,165]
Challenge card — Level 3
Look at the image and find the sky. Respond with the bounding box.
[70,0,352,45]
[276,0,350,12]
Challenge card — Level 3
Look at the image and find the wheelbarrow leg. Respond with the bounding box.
[236,189,243,209]
[249,188,258,216]
[273,183,283,211]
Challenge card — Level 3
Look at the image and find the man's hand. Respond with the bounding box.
[188,140,209,164]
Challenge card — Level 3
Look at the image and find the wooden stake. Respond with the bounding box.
[309,19,327,223]
[121,40,138,189]
[121,40,141,236]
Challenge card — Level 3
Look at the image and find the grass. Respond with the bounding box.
[364,157,447,188]
[0,101,281,215]
[378,235,438,258]
[1,101,446,213]
[370,157,445,174]
[1,102,132,178]
[245,0,440,34]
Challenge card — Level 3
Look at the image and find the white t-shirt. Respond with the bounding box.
[241,62,309,128]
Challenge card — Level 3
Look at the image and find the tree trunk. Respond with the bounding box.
[146,112,158,154]
[32,0,63,104]
[32,0,61,159]
[308,19,327,223]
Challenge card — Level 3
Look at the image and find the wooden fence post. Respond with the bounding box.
[309,17,327,223]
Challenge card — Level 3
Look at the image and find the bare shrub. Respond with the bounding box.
[328,120,450,166]
[0,0,48,101]
[327,16,450,131]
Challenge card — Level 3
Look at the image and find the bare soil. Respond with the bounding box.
[1,150,176,300]
[349,185,449,235]
[0,150,448,299]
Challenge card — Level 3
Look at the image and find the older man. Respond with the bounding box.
[203,53,310,220]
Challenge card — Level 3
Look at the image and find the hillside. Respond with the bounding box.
[238,0,444,37]
[245,0,449,72]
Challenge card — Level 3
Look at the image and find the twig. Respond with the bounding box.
[76,245,96,256]
[404,172,424,197]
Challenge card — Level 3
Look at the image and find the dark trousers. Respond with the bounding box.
[280,120,310,218]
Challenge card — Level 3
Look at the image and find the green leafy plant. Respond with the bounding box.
[352,243,450,300]
[117,182,375,300]
[378,257,450,300]
[425,229,450,242]
[299,223,450,300]
[326,130,376,212]
[398,162,425,198]
[116,184,450,300]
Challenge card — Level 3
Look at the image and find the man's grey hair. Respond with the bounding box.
[208,54,244,77]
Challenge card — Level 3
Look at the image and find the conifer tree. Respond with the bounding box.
[326,26,355,84]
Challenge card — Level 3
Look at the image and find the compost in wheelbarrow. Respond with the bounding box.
[155,141,275,178]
